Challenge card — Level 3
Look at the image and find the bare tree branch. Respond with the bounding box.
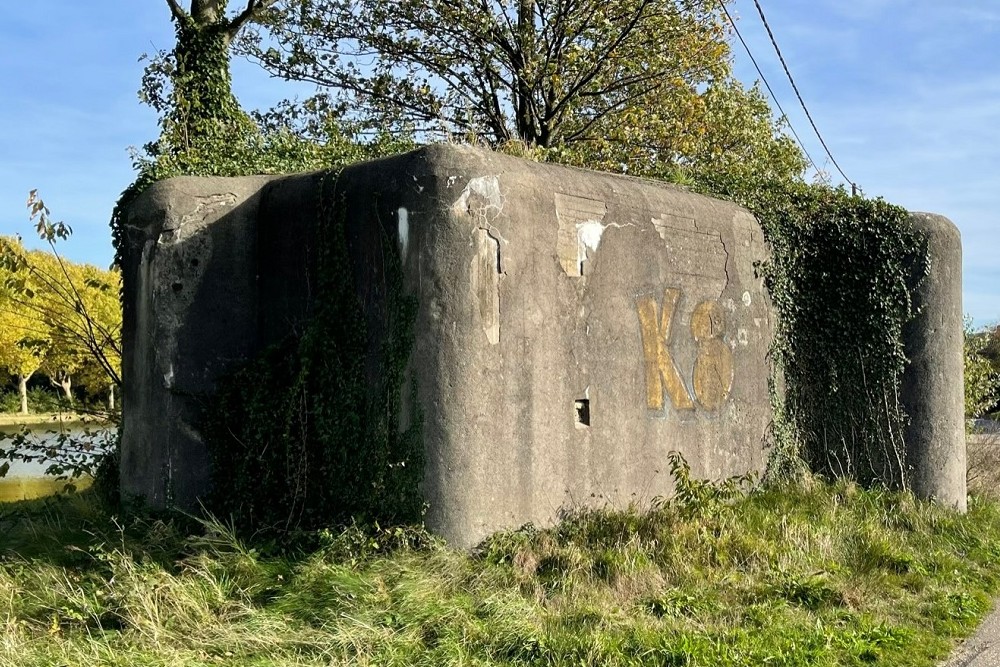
[228,0,277,38]
[165,0,188,23]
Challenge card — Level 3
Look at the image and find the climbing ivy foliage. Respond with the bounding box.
[111,7,413,272]
[742,182,928,489]
[107,0,415,520]
[163,16,255,154]
[202,172,423,535]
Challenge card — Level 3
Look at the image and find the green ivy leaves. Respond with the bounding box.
[201,171,423,536]
[752,183,926,489]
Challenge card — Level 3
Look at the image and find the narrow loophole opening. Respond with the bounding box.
[574,399,590,428]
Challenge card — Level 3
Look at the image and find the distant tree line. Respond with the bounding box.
[967,321,1000,419]
[0,221,121,415]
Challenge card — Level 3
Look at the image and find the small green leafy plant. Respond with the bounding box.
[666,450,756,519]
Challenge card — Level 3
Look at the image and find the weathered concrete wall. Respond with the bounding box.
[122,145,772,545]
[902,213,966,510]
[120,176,279,508]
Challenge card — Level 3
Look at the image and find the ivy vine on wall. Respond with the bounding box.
[201,171,423,534]
[746,182,928,489]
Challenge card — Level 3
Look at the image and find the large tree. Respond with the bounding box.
[138,0,275,176]
[155,1,274,146]
[1,194,123,414]
[0,292,47,415]
[135,0,412,185]
[242,0,805,181]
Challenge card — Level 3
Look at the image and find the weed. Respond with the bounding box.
[666,450,756,519]
[643,590,706,618]
[769,571,843,610]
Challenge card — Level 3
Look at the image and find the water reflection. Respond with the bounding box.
[0,420,115,501]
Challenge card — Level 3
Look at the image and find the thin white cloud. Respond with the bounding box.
[730,1,1000,324]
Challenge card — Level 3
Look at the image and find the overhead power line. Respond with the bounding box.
[719,2,823,179]
[747,0,857,192]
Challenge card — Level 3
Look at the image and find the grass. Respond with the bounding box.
[1,473,1000,666]
[0,412,109,429]
[0,476,92,503]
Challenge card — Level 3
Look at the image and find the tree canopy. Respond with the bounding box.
[967,321,1000,419]
[0,196,122,414]
[242,0,805,183]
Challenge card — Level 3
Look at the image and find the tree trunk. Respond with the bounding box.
[167,3,251,150]
[49,372,74,406]
[515,0,539,146]
[18,375,28,415]
[60,377,73,404]
[191,0,225,25]
[108,385,116,412]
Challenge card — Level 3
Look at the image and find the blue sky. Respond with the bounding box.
[0,1,997,326]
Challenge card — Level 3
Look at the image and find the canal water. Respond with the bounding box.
[0,421,114,501]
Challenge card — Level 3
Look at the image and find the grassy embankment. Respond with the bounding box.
[0,411,112,428]
[0,477,91,503]
[2,469,1000,667]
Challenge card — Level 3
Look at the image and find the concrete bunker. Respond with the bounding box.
[120,144,965,547]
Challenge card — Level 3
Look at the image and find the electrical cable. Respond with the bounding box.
[748,0,856,190]
[719,2,824,180]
